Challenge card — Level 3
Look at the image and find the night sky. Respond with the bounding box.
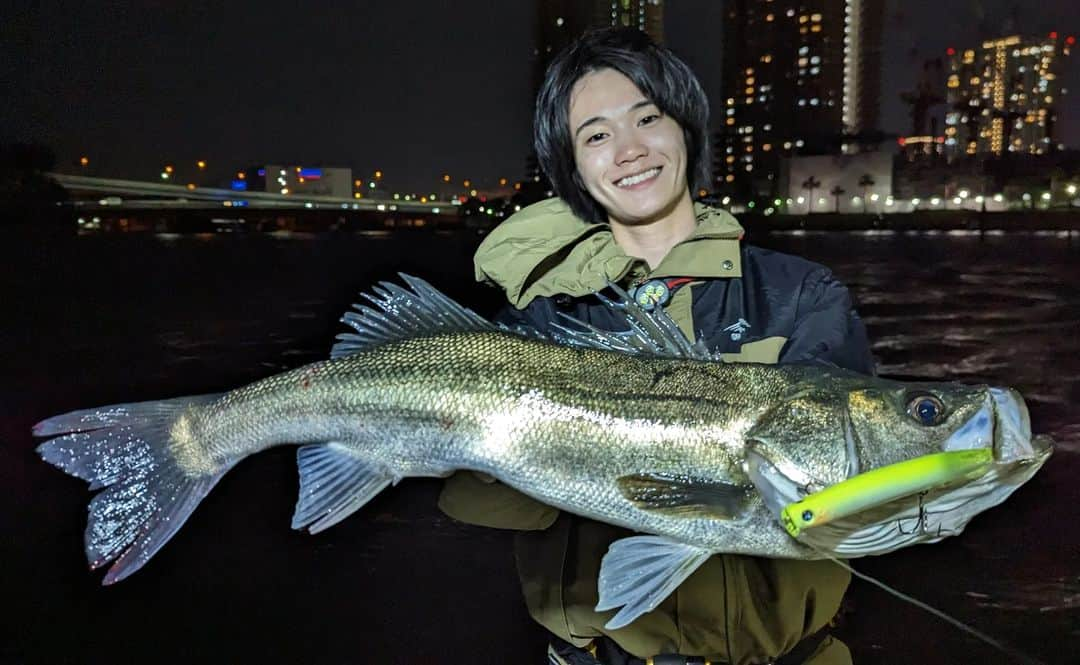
[3,1,1077,193]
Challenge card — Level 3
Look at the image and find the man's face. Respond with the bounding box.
[568,68,690,227]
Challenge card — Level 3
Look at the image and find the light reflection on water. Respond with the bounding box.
[2,229,1076,663]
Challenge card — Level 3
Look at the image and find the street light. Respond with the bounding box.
[79,156,89,167]
[197,160,206,170]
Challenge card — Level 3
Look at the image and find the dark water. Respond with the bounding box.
[1,228,1077,664]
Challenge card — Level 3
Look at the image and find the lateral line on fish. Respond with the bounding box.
[807,543,1047,665]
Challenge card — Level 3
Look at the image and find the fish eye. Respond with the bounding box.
[906,394,945,426]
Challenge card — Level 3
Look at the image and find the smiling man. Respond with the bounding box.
[438,27,875,665]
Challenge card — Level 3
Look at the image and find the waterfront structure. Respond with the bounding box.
[778,150,892,214]
[944,33,1074,160]
[716,0,884,200]
[244,166,353,198]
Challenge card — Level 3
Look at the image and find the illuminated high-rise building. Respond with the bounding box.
[716,0,883,199]
[534,1,664,92]
[944,33,1073,159]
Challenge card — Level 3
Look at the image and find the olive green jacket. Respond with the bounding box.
[438,198,854,665]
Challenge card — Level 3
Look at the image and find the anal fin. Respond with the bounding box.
[596,535,713,630]
[291,443,393,534]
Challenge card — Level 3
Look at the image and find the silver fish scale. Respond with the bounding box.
[176,330,812,556]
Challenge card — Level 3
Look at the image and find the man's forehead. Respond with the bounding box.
[569,70,655,124]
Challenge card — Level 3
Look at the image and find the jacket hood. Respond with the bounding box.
[474,198,745,308]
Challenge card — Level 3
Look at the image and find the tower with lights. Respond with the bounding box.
[944,33,1073,159]
[715,0,884,200]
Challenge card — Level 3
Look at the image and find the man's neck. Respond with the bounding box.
[609,191,696,270]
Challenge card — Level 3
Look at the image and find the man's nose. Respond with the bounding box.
[614,131,648,165]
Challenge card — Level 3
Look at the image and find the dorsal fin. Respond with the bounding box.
[331,274,497,358]
[550,284,722,362]
[331,274,722,362]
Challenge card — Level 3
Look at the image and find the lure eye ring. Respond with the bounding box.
[906,394,945,426]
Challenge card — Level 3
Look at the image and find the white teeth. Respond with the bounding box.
[616,168,660,188]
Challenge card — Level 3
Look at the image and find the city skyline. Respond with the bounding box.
[4,1,1077,194]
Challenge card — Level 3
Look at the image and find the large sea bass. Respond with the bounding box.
[35,276,1052,628]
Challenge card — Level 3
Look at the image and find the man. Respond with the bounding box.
[440,28,874,664]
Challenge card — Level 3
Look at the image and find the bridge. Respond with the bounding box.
[48,173,458,216]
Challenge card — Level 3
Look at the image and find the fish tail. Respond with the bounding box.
[34,394,228,584]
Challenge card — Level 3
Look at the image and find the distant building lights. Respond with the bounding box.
[79,156,89,167]
[197,160,206,169]
[1041,192,1052,201]
[187,183,197,190]
[442,174,450,182]
[160,172,169,180]
[1067,184,1077,195]
[165,165,174,174]
[374,170,383,179]
[993,194,1004,202]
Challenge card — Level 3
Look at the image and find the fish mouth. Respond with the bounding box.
[746,388,1053,557]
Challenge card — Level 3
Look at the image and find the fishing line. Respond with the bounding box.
[806,543,1048,665]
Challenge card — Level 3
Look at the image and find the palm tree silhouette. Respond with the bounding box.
[830,185,846,213]
[858,174,875,213]
[801,176,821,214]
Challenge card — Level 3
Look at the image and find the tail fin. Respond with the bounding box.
[34,394,227,584]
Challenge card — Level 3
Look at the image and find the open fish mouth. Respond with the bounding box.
[746,387,1054,557]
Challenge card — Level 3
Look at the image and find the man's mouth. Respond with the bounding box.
[614,167,661,188]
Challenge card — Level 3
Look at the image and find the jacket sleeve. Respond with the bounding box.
[780,268,875,374]
[436,301,561,531]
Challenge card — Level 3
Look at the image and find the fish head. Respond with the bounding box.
[744,374,1053,557]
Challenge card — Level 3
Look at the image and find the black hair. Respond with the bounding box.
[534,27,711,224]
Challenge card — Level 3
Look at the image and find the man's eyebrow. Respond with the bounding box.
[574,99,656,138]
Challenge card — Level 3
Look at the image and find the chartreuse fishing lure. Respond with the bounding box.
[782,448,994,538]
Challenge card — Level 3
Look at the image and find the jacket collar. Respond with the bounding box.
[474,198,745,308]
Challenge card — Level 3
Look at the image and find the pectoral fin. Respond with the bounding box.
[616,472,751,519]
[291,443,394,534]
[596,536,713,629]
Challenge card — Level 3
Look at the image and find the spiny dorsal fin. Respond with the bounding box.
[331,274,497,358]
[551,284,721,362]
[331,274,723,362]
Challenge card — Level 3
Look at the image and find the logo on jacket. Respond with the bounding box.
[723,318,751,341]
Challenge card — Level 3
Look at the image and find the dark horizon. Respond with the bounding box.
[4,1,1077,193]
